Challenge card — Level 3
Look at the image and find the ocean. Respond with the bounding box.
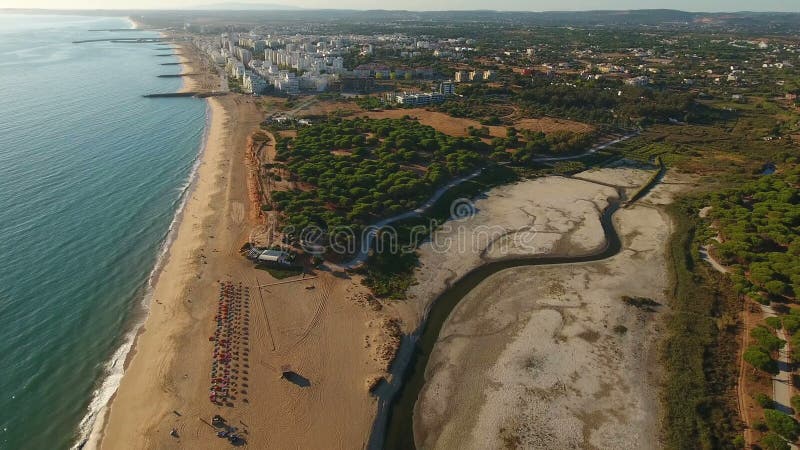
[0,14,207,449]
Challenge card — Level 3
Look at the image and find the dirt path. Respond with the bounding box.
[699,244,730,273]
[698,207,761,447]
[762,306,796,413]
[340,168,484,269]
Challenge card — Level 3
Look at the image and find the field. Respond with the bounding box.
[349,107,593,139]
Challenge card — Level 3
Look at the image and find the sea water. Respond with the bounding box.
[0,14,207,449]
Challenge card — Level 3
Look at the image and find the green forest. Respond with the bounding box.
[270,117,490,233]
[268,117,603,236]
[703,166,800,303]
[448,79,706,127]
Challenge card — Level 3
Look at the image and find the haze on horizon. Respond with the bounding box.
[2,0,799,12]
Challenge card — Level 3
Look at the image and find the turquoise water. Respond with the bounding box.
[0,14,207,449]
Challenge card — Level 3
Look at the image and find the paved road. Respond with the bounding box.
[761,305,796,415]
[762,306,797,450]
[703,232,796,448]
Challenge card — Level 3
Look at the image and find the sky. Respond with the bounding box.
[1,0,798,11]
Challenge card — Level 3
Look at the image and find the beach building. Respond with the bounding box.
[257,249,290,265]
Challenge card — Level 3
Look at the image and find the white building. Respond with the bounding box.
[440,80,455,95]
[226,58,246,80]
[395,92,444,106]
[624,76,650,87]
[242,72,267,94]
[235,47,253,65]
[257,249,290,265]
[274,72,299,94]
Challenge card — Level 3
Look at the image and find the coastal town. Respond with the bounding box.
[99,10,800,450]
[184,19,800,116]
[3,7,798,450]
[101,12,800,449]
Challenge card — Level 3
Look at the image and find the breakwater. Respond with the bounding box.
[73,37,164,44]
[143,92,225,98]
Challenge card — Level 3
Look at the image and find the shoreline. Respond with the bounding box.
[82,35,378,450]
[76,35,211,450]
[91,98,228,449]
[94,73,266,448]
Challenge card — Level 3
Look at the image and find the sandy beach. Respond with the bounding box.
[174,42,216,94]
[96,91,253,448]
[78,39,212,450]
[91,44,396,450]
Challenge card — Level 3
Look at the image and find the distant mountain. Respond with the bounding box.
[190,2,303,10]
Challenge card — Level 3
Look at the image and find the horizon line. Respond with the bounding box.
[2,7,800,13]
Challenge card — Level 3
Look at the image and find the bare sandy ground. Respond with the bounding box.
[573,166,656,199]
[402,168,692,449]
[350,108,593,138]
[399,176,619,323]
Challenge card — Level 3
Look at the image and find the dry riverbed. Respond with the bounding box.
[394,168,693,449]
